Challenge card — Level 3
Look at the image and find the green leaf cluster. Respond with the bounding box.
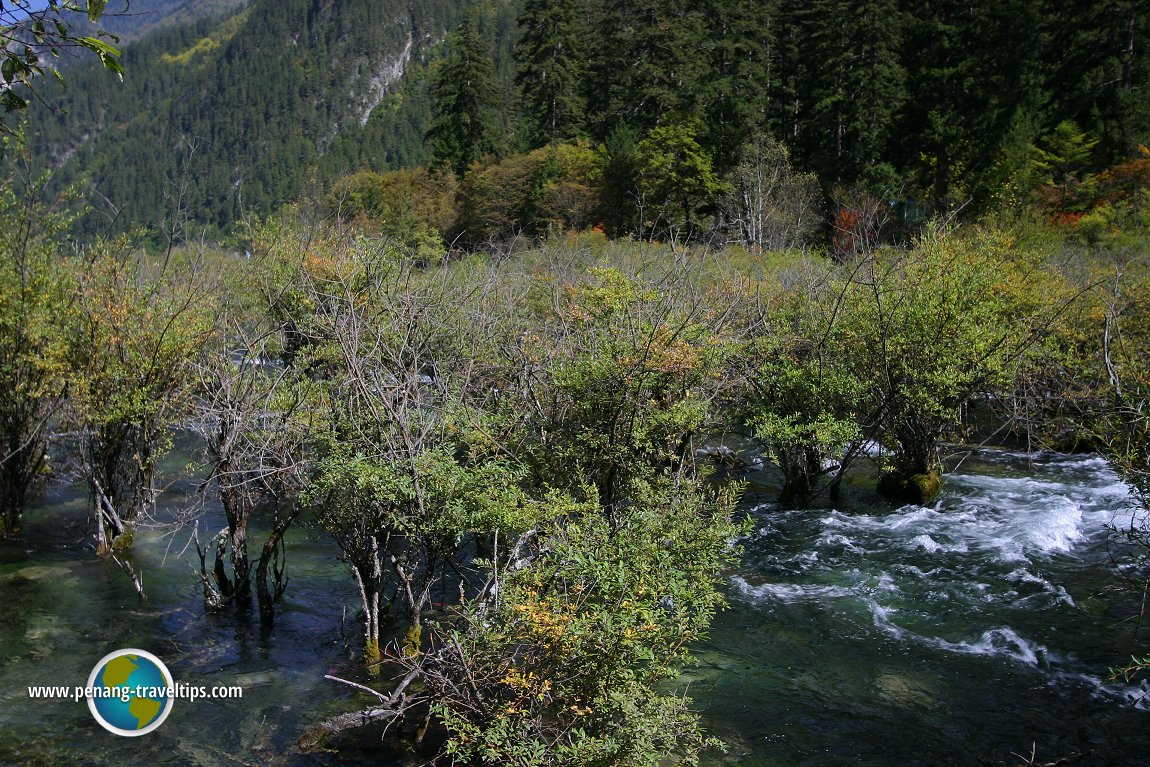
[427,476,742,767]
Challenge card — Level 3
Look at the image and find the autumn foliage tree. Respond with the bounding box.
[66,249,213,558]
[0,137,70,536]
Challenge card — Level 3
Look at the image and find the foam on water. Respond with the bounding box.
[731,575,855,603]
[1097,677,1150,710]
[1005,567,1076,607]
[815,531,868,553]
[929,627,1051,666]
[711,450,1150,766]
[909,533,942,553]
[814,481,1090,565]
[733,449,1142,677]
[861,594,1054,666]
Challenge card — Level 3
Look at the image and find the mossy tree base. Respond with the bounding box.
[877,469,942,505]
[0,513,19,538]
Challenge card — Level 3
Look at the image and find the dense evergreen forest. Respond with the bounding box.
[12,0,1150,241]
[3,1,1150,765]
[54,0,250,42]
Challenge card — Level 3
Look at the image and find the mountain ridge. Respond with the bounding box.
[62,0,251,43]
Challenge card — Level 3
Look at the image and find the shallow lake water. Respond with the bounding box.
[0,449,386,766]
[2,447,1148,765]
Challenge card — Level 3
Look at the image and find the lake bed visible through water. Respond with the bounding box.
[2,448,1148,765]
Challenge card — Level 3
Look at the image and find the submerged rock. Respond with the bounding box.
[3,565,74,582]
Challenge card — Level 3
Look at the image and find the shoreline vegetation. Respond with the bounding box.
[4,165,1150,760]
[2,0,1150,763]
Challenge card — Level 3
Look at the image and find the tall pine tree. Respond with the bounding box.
[897,0,984,212]
[586,0,708,138]
[427,12,503,177]
[700,0,778,173]
[1045,0,1150,158]
[515,0,589,148]
[780,0,904,186]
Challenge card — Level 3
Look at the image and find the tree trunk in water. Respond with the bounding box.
[0,491,21,537]
[221,487,252,604]
[878,434,943,504]
[777,445,825,505]
[256,505,298,624]
[93,478,129,555]
[352,538,383,662]
[0,427,49,537]
[877,468,942,505]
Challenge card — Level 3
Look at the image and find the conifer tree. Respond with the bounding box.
[587,0,708,137]
[515,0,588,147]
[1045,0,1150,156]
[427,13,503,177]
[600,123,641,236]
[700,0,778,172]
[898,0,983,212]
[781,0,905,185]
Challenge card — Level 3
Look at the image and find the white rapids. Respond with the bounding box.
[733,451,1143,674]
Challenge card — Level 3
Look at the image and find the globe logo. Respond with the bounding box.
[86,649,174,736]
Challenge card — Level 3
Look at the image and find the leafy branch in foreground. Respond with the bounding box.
[409,477,742,767]
[1108,655,1150,685]
[0,0,122,114]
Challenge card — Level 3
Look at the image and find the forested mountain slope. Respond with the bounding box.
[15,0,1150,241]
[21,0,502,237]
[60,0,250,42]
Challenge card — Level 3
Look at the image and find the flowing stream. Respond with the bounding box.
[693,449,1150,765]
[2,446,1149,765]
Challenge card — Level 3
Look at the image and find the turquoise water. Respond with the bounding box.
[2,447,1149,765]
[0,462,386,766]
[694,450,1150,765]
